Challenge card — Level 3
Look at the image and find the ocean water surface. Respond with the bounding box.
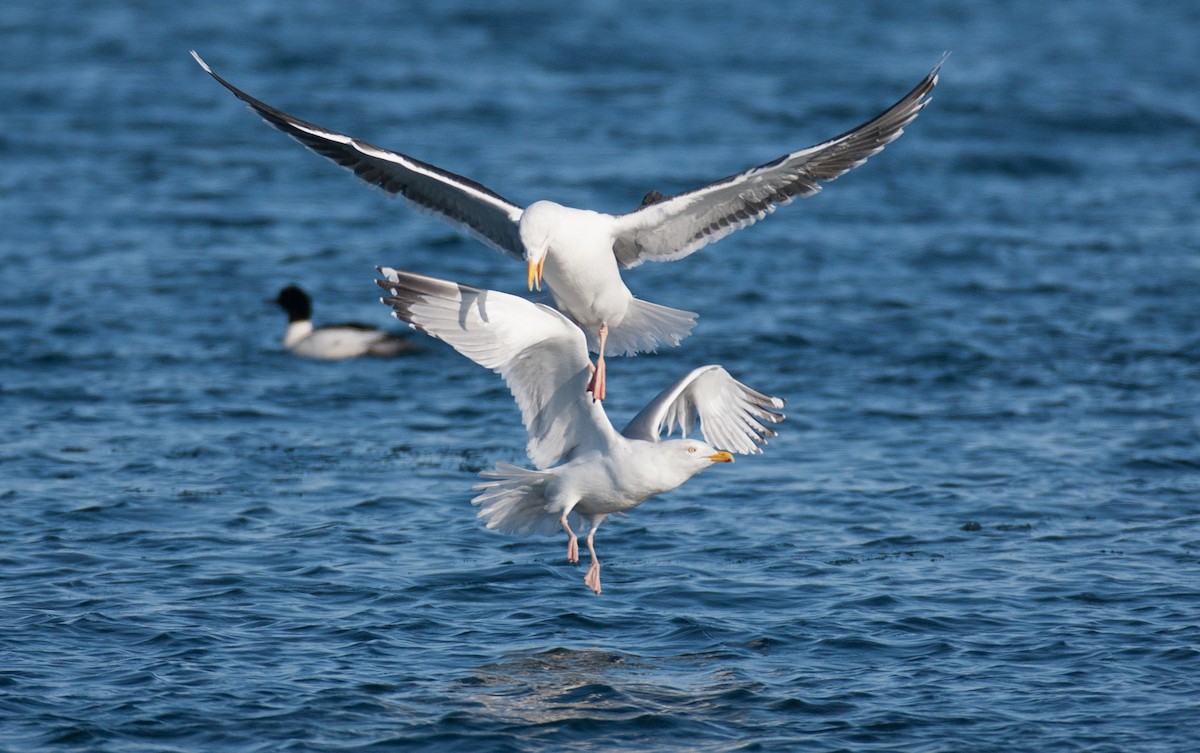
[3,2,1199,751]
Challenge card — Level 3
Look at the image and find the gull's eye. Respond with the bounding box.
[687,446,697,454]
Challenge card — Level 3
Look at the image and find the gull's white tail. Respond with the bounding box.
[598,298,698,357]
[472,463,560,536]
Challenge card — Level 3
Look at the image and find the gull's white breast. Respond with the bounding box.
[540,208,632,331]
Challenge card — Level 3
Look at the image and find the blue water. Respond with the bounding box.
[3,2,1199,751]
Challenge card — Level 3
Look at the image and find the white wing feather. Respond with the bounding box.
[610,57,944,269]
[376,268,615,468]
[621,365,785,455]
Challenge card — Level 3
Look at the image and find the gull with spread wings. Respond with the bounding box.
[376,268,785,595]
[195,51,942,400]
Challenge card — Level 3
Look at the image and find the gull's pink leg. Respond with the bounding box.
[585,323,608,401]
[582,516,605,595]
[560,511,578,564]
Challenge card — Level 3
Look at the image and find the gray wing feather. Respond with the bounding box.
[621,365,785,454]
[610,56,945,268]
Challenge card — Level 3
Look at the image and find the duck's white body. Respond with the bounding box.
[283,319,412,360]
[273,285,414,360]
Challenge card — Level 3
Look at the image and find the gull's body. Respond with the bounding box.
[194,51,943,398]
[376,268,785,594]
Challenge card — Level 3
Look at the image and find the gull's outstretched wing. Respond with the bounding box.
[621,365,785,455]
[193,51,526,260]
[610,56,945,269]
[377,268,614,468]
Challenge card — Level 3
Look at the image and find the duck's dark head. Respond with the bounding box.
[272,285,312,322]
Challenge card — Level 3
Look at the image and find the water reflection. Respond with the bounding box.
[463,647,648,724]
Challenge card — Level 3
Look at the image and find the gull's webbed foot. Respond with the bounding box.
[585,358,607,402]
[586,324,609,402]
[584,561,601,595]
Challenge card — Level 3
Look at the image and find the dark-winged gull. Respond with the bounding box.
[195,51,942,399]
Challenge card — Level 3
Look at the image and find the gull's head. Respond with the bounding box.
[641,440,734,493]
[678,440,734,470]
[519,201,559,292]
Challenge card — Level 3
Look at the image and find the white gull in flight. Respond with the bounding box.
[194,51,943,400]
[375,267,785,595]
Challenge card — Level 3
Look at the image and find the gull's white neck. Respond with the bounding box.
[615,439,710,497]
